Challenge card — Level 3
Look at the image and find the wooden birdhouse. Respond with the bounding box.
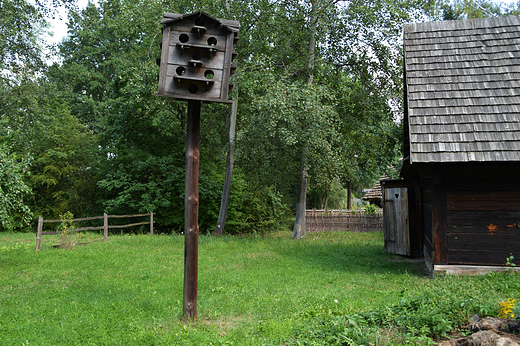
[156,11,239,103]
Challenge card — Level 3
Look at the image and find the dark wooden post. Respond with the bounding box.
[36,216,43,251]
[183,100,201,319]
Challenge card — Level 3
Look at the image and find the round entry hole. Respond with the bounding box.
[191,50,202,60]
[188,84,199,94]
[176,66,186,76]
[179,34,189,43]
[204,70,214,79]
[207,37,217,46]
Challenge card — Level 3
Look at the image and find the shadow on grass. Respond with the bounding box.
[272,234,429,277]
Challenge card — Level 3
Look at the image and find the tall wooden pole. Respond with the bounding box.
[183,100,201,319]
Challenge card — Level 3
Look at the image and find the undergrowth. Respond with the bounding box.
[283,271,520,345]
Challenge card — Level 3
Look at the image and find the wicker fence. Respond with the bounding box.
[305,209,383,233]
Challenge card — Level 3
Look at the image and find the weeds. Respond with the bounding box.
[505,254,517,273]
[57,211,82,249]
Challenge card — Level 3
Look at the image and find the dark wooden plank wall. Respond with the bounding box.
[421,186,434,270]
[447,190,520,265]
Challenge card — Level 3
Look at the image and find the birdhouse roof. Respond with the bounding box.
[162,11,240,32]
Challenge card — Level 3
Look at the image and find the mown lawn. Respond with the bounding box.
[1,231,518,345]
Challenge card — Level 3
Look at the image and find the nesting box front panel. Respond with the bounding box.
[157,16,233,103]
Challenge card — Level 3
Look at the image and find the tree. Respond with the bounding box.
[56,0,232,231]
[0,145,32,231]
[0,0,75,73]
[0,74,98,219]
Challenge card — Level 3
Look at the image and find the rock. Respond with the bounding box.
[470,318,520,334]
[438,339,464,346]
[471,315,481,323]
[459,330,520,346]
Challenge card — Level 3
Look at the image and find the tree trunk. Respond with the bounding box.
[214,97,237,236]
[292,0,318,240]
[323,189,328,211]
[347,180,352,210]
[214,0,237,236]
[292,159,307,239]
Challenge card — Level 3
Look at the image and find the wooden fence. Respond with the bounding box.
[36,212,154,251]
[305,209,383,233]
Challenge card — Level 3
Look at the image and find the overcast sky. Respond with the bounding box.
[47,0,518,44]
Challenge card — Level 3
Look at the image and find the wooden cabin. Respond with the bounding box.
[388,15,520,273]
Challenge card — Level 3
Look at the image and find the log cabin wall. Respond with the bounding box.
[444,171,520,266]
[420,181,434,271]
[416,163,520,267]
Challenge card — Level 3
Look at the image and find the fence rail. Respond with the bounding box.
[305,209,383,233]
[36,212,154,251]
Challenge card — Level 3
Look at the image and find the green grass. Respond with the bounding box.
[0,231,518,345]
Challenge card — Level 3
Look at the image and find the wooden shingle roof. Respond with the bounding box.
[162,11,240,32]
[404,15,520,163]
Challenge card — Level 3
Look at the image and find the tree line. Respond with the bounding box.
[1,0,518,234]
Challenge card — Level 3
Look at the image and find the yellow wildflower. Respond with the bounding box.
[498,298,516,319]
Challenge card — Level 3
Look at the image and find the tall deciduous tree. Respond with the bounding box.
[0,0,75,73]
[0,75,98,219]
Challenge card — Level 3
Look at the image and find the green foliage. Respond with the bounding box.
[225,183,291,234]
[287,272,520,345]
[505,254,516,273]
[0,0,75,72]
[0,76,98,219]
[0,145,33,231]
[57,211,80,249]
[2,231,519,345]
[364,203,380,215]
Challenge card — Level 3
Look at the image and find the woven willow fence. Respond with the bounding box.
[305,209,383,233]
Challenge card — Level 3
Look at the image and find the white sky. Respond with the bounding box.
[47,0,518,44]
[47,0,92,45]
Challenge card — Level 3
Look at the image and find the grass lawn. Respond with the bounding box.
[1,230,518,345]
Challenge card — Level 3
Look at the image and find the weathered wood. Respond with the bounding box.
[432,186,448,264]
[42,225,105,235]
[183,99,200,320]
[157,12,237,103]
[106,213,150,218]
[36,216,43,251]
[305,210,383,233]
[35,212,155,250]
[447,190,520,211]
[43,215,104,223]
[434,265,520,275]
[447,233,520,250]
[150,212,154,235]
[108,221,150,229]
[103,213,108,241]
[383,187,410,256]
[447,249,519,266]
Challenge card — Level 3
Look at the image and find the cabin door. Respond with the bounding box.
[383,187,410,256]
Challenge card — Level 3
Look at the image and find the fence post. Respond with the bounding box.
[36,216,43,251]
[150,212,154,235]
[103,213,108,241]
